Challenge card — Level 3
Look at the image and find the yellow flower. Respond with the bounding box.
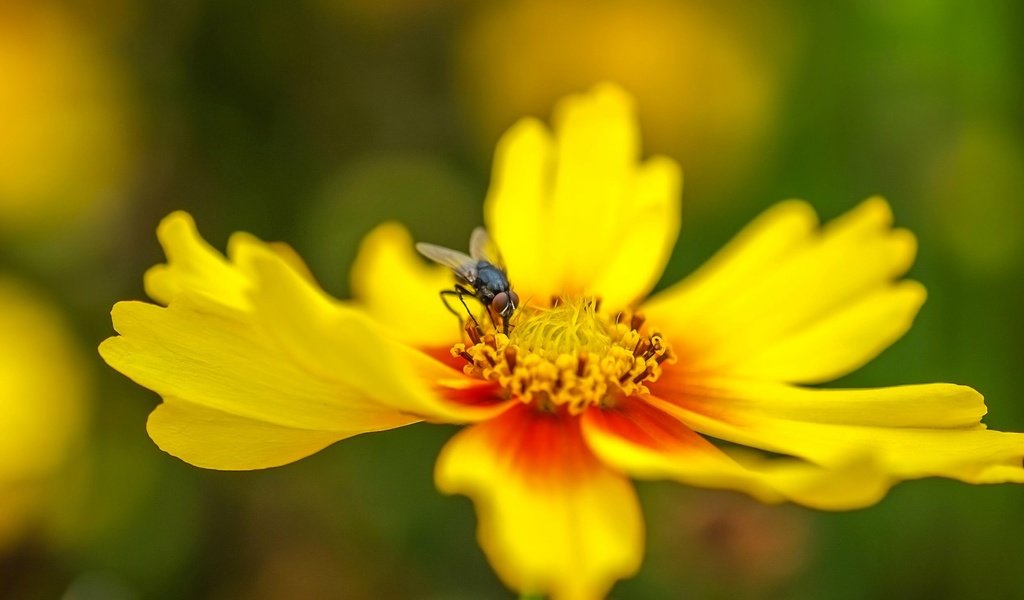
[455,0,790,198]
[0,277,88,551]
[100,85,1024,599]
[0,0,135,235]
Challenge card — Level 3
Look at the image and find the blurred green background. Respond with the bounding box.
[1,0,1022,598]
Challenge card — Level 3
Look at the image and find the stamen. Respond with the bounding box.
[453,299,675,415]
[632,367,651,384]
[504,345,518,371]
[465,322,481,345]
[576,351,588,377]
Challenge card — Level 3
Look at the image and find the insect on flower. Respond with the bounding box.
[416,227,519,335]
[100,85,1024,600]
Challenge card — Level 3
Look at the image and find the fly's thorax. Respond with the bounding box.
[451,299,675,414]
[475,261,510,297]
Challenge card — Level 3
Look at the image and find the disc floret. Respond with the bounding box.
[452,299,675,414]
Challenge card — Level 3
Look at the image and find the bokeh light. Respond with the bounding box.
[0,277,88,551]
[0,0,136,237]
[455,0,794,204]
[926,122,1024,276]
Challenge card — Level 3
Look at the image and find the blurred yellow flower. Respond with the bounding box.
[0,0,135,235]
[0,277,88,550]
[101,85,1024,599]
[455,0,791,199]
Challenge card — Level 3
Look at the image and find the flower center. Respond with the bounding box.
[451,299,675,414]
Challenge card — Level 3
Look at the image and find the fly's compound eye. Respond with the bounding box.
[492,291,517,317]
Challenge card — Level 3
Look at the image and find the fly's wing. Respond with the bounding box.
[469,226,506,270]
[415,242,477,283]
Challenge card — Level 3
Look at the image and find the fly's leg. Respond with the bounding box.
[438,290,468,331]
[440,286,482,339]
[485,304,500,332]
[453,284,483,333]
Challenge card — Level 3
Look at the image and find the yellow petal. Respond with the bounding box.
[485,84,681,310]
[484,117,556,303]
[643,197,919,382]
[644,200,818,319]
[350,222,463,348]
[659,376,988,428]
[656,376,1024,485]
[582,397,890,510]
[102,292,500,469]
[236,238,513,424]
[148,398,345,470]
[144,211,250,309]
[715,281,927,383]
[264,240,318,285]
[435,404,643,600]
[144,213,323,310]
[586,156,681,309]
[103,215,515,469]
[101,297,419,435]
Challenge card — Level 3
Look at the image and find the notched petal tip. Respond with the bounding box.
[103,299,155,338]
[156,210,198,239]
[767,198,820,223]
[827,196,894,234]
[553,82,636,128]
[485,83,685,309]
[901,278,928,304]
[658,377,1024,489]
[142,211,250,308]
[96,332,122,369]
[350,221,412,292]
[145,213,200,305]
[644,196,926,382]
[860,195,893,223]
[890,227,919,270]
[497,116,550,148]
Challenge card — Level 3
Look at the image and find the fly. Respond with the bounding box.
[416,227,519,335]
